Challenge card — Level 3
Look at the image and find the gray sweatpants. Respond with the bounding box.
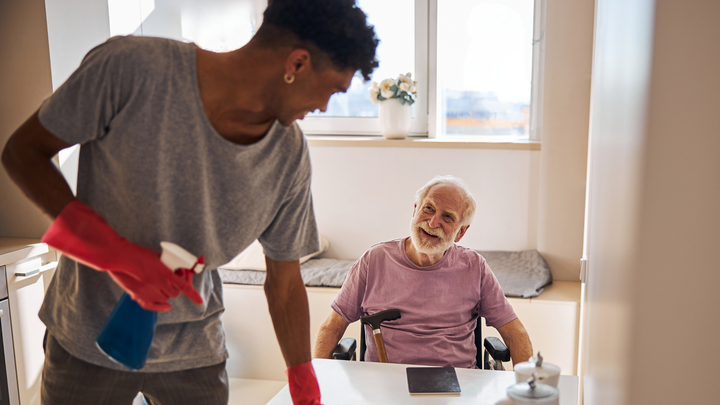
[41,333,229,405]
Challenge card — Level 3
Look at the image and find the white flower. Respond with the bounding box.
[399,82,410,92]
[379,78,396,99]
[409,85,417,94]
[398,74,413,86]
[369,86,380,104]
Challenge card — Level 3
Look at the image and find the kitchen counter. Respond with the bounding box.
[0,238,49,267]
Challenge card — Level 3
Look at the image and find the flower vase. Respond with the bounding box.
[378,98,412,139]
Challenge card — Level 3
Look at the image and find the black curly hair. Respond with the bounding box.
[257,0,379,80]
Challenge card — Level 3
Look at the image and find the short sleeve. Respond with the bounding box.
[258,148,320,261]
[330,255,368,324]
[477,258,518,328]
[38,37,137,145]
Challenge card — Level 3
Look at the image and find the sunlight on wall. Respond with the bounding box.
[180,1,255,52]
[108,0,155,36]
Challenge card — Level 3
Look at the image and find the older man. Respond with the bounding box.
[314,175,533,368]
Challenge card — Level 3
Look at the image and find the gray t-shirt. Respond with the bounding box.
[37,36,320,372]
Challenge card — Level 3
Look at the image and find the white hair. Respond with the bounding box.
[414,175,476,226]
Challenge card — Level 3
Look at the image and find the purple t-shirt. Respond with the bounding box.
[331,238,517,368]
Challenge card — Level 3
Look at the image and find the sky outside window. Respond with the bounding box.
[439,0,534,137]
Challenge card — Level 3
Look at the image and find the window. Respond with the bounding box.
[436,0,536,139]
[109,0,543,140]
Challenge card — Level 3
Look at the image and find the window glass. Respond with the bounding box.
[308,0,415,118]
[437,0,534,137]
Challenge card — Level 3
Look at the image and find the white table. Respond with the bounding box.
[228,378,287,405]
[267,359,578,405]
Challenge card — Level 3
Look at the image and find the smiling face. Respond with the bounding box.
[277,64,355,126]
[409,184,469,256]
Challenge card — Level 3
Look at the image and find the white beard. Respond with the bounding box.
[409,220,455,256]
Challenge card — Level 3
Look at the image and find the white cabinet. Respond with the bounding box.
[0,239,57,405]
[222,285,359,382]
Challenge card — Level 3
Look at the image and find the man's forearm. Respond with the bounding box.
[506,335,533,366]
[313,312,348,359]
[264,260,312,367]
[2,112,75,219]
[497,318,533,366]
[313,326,342,359]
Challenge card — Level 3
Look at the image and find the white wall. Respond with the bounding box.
[582,0,720,404]
[581,0,655,402]
[44,0,110,91]
[0,0,54,237]
[536,0,594,281]
[626,0,720,403]
[309,145,540,260]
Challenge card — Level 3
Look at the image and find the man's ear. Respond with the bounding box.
[454,225,470,243]
[285,49,312,79]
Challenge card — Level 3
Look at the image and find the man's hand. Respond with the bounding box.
[286,361,322,405]
[264,257,321,405]
[42,200,203,311]
[314,311,349,359]
[497,318,533,366]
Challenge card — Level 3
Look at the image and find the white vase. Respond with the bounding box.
[378,98,412,139]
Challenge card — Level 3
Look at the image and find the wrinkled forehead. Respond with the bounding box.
[422,185,467,213]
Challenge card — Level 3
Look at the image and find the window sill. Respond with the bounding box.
[305,135,541,150]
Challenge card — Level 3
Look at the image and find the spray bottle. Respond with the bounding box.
[95,242,204,370]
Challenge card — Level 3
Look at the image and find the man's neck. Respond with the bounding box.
[404,237,447,267]
[195,46,283,145]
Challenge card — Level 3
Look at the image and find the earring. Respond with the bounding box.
[283,74,295,84]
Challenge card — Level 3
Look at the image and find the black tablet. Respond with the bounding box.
[406,367,461,395]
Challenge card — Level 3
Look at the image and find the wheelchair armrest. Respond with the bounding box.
[484,336,511,363]
[332,337,357,360]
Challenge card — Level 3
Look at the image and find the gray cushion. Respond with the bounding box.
[218,258,355,288]
[476,250,553,298]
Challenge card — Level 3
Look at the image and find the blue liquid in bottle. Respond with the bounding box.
[96,293,157,370]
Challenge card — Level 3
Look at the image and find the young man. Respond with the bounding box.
[1,0,378,404]
[314,176,533,368]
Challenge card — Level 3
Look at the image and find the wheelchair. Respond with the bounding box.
[331,310,511,370]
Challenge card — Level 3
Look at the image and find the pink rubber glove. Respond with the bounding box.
[286,362,322,405]
[41,200,203,311]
